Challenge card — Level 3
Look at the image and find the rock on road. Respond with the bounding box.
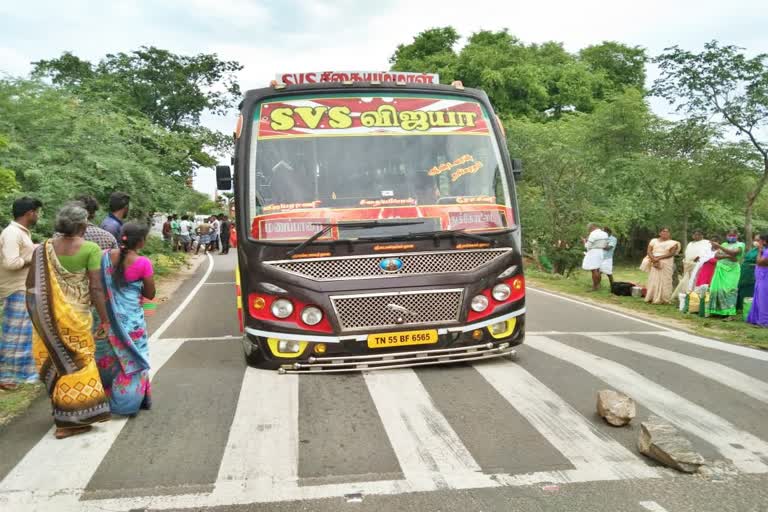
[1,253,768,512]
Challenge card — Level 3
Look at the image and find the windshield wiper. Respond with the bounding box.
[286,219,425,256]
[358,226,519,245]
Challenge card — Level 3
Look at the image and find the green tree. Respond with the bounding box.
[652,41,768,239]
[389,27,459,81]
[31,47,242,180]
[579,42,647,97]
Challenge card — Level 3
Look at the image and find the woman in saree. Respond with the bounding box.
[643,228,681,304]
[691,235,720,289]
[95,222,155,416]
[26,204,111,439]
[673,229,710,299]
[747,234,768,327]
[737,235,760,310]
[707,228,746,320]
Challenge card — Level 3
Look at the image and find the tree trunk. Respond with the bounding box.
[745,157,768,241]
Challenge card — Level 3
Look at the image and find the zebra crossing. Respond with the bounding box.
[2,324,767,512]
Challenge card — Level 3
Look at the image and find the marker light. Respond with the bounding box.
[471,295,489,312]
[301,306,323,326]
[252,297,266,310]
[271,299,294,319]
[492,283,511,301]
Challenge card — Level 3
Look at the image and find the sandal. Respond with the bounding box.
[54,425,92,439]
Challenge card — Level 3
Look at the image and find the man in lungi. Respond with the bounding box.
[0,197,42,390]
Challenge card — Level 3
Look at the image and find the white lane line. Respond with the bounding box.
[529,287,672,331]
[527,336,768,473]
[212,368,299,501]
[529,286,768,362]
[475,359,659,482]
[0,253,215,507]
[589,335,768,404]
[159,336,241,342]
[363,368,497,490]
[204,282,236,286]
[639,501,671,512]
[527,331,664,336]
[658,330,768,362]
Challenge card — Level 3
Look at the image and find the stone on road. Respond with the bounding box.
[638,415,706,473]
[596,389,636,427]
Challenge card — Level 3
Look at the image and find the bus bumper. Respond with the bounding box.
[242,311,524,373]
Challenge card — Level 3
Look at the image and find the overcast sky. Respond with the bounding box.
[1,0,766,196]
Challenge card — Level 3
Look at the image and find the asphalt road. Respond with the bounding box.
[2,253,768,512]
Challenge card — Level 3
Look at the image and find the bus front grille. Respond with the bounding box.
[330,289,463,332]
[264,249,511,281]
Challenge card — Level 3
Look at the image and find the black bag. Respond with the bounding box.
[611,282,635,296]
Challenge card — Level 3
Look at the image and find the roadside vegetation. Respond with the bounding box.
[527,263,768,350]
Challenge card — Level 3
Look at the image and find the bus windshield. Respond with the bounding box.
[248,93,516,242]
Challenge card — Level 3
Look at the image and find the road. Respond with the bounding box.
[1,253,768,512]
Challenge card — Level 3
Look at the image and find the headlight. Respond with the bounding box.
[271,299,294,318]
[471,294,489,312]
[492,283,511,301]
[301,306,323,326]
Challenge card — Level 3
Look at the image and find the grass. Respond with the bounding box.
[527,262,768,350]
[0,383,43,427]
[140,234,190,276]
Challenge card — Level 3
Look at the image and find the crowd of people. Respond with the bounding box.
[161,214,233,255]
[582,223,768,326]
[0,193,156,439]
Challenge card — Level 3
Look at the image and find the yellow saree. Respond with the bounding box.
[26,241,110,428]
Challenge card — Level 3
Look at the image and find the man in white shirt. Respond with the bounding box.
[0,197,42,390]
[179,215,192,252]
[582,223,609,291]
[210,216,220,252]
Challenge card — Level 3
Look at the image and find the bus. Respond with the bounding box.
[216,71,525,373]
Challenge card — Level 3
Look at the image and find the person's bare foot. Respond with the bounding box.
[54,425,92,439]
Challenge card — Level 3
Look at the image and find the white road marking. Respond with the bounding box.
[212,368,299,501]
[528,287,672,331]
[589,334,768,404]
[527,336,768,473]
[363,368,496,490]
[0,253,215,511]
[475,359,659,481]
[204,281,236,285]
[639,500,671,512]
[527,331,664,336]
[159,336,241,342]
[530,286,768,361]
[658,330,768,362]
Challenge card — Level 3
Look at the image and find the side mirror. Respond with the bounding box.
[216,165,232,190]
[511,158,523,181]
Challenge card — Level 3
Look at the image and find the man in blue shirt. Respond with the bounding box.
[100,191,130,239]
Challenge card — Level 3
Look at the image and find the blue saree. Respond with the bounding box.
[95,252,151,415]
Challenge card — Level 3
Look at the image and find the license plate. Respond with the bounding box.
[367,329,438,349]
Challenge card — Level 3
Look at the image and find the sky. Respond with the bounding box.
[1,0,766,197]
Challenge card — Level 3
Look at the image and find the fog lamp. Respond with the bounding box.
[271,299,294,319]
[489,321,508,335]
[471,295,489,312]
[278,340,302,353]
[314,343,327,354]
[471,329,484,341]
